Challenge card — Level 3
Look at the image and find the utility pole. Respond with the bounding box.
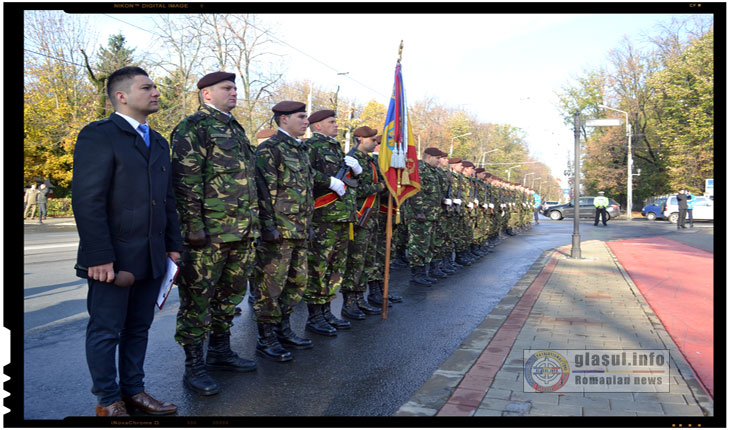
[570,112,582,259]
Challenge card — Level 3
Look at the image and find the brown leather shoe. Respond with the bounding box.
[122,391,177,415]
[96,400,130,416]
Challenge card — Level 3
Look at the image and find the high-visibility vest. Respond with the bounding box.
[594,196,609,208]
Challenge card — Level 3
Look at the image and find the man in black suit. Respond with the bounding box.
[72,67,183,416]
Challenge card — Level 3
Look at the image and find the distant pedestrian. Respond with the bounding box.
[37,184,49,223]
[533,191,541,224]
[593,191,609,226]
[676,188,688,229]
[686,191,696,228]
[24,184,39,219]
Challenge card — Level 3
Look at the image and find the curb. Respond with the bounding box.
[603,242,714,416]
[395,248,558,416]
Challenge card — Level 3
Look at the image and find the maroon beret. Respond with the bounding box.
[272,101,306,115]
[448,157,462,164]
[474,167,485,173]
[256,129,276,139]
[353,126,378,138]
[424,147,444,157]
[461,161,475,168]
[197,71,235,89]
[308,109,335,124]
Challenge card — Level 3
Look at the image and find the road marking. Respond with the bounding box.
[24,242,79,251]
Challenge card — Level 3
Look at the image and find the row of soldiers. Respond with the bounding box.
[169,71,538,397]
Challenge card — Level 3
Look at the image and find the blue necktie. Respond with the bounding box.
[138,124,150,148]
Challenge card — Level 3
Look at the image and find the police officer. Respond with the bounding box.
[171,71,259,396]
[594,191,609,226]
[303,109,359,335]
[253,101,333,361]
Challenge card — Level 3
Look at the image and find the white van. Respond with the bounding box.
[663,195,714,223]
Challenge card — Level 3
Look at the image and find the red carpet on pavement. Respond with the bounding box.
[608,237,713,397]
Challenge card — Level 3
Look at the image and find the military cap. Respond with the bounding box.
[475,167,485,173]
[424,147,444,157]
[197,71,236,89]
[461,160,475,168]
[308,109,335,124]
[353,126,378,138]
[598,191,605,195]
[448,157,462,164]
[272,101,306,115]
[256,129,276,139]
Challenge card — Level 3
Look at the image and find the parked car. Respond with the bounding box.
[663,195,713,223]
[546,197,621,221]
[641,197,668,221]
[540,201,560,216]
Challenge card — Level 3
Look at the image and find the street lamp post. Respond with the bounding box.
[598,104,633,220]
[479,148,499,167]
[523,172,534,186]
[539,180,547,195]
[505,165,521,181]
[532,177,541,189]
[449,132,472,157]
[571,112,581,259]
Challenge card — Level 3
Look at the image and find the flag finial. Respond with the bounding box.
[397,40,403,63]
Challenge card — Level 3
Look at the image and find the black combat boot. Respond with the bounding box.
[322,302,351,329]
[449,254,464,270]
[382,280,403,303]
[429,261,448,278]
[391,248,409,268]
[367,281,387,307]
[439,256,456,274]
[276,314,315,347]
[206,331,257,372]
[341,292,366,320]
[183,342,220,396]
[410,265,432,286]
[356,291,381,315]
[423,263,438,282]
[471,244,485,258]
[304,304,337,337]
[256,324,293,362]
[455,251,472,266]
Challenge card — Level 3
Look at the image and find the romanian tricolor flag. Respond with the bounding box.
[378,62,420,208]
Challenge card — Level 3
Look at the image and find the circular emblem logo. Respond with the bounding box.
[524,350,570,392]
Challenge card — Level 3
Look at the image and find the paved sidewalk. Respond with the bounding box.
[396,240,713,418]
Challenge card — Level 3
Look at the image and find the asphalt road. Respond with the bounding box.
[19,216,713,420]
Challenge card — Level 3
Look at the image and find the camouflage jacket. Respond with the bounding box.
[305,132,357,224]
[170,105,260,243]
[405,161,442,221]
[255,130,327,239]
[353,150,381,223]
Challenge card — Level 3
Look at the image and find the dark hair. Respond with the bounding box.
[107,66,149,107]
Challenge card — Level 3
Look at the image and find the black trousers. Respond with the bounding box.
[594,207,607,225]
[678,208,687,227]
[687,209,694,227]
[86,276,161,406]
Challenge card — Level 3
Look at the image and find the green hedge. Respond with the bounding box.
[46,198,73,217]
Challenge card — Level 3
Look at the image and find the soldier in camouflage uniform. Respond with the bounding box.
[252,101,330,362]
[404,148,446,286]
[438,155,461,272]
[303,109,360,336]
[449,159,475,266]
[340,126,383,320]
[171,72,259,396]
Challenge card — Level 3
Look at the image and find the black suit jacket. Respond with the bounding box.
[677,193,688,210]
[72,113,183,281]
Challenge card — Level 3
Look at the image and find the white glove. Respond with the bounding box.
[444,199,453,206]
[344,156,362,175]
[500,203,506,208]
[453,198,462,205]
[489,203,494,209]
[482,203,489,209]
[467,202,474,209]
[329,176,346,196]
[474,198,479,205]
[501,210,506,216]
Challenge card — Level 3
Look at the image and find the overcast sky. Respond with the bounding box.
[81,10,707,185]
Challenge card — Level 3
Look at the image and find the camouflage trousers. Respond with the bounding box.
[438,212,456,258]
[430,216,447,259]
[407,218,435,267]
[456,213,473,252]
[304,221,350,305]
[342,223,375,293]
[175,239,254,345]
[393,218,408,255]
[364,212,389,282]
[252,238,308,325]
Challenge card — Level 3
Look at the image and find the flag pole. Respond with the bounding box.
[382,193,394,319]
